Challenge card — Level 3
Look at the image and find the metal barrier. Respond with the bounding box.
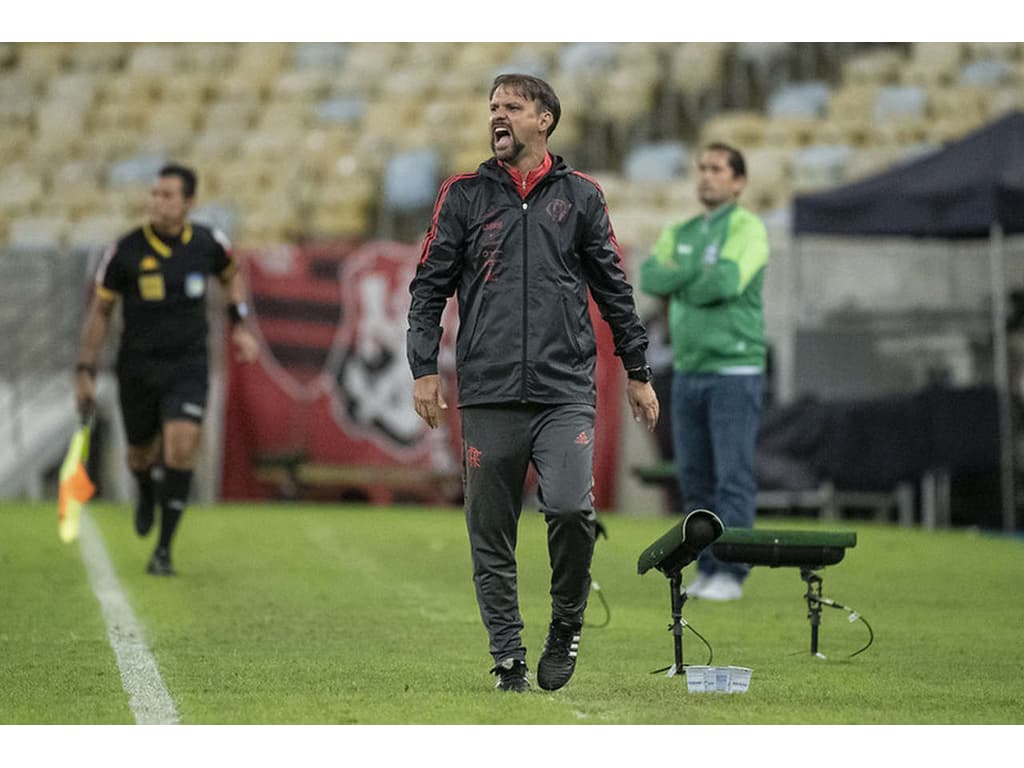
[0,248,90,498]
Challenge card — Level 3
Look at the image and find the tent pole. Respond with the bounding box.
[777,236,799,405]
[990,222,1015,532]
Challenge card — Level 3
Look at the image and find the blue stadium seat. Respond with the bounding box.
[959,59,1017,87]
[294,42,349,71]
[559,42,618,77]
[624,141,689,183]
[873,85,927,122]
[382,148,439,211]
[314,96,366,125]
[767,81,831,118]
[108,154,166,187]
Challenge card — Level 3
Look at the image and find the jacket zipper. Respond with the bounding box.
[520,199,528,402]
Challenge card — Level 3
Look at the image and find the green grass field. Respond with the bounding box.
[2,500,1022,728]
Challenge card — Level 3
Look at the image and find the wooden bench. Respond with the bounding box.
[253,452,461,504]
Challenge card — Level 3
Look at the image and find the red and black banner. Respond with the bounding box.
[220,239,623,508]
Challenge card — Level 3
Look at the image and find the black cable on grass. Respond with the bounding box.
[685,621,714,666]
[815,598,872,659]
[790,593,872,663]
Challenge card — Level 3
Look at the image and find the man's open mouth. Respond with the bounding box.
[493,125,513,151]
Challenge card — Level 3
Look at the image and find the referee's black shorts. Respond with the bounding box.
[116,355,209,446]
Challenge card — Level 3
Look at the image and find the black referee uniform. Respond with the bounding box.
[95,220,236,561]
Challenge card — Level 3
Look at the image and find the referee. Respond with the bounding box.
[75,163,258,576]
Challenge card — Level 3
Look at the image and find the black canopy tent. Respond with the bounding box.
[791,111,1024,531]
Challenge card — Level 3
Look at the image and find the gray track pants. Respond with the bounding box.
[460,403,597,664]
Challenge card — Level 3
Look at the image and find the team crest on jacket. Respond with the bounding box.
[546,198,572,224]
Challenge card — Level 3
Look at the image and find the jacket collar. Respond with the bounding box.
[480,153,570,185]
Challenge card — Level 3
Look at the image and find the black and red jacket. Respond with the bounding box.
[407,153,649,407]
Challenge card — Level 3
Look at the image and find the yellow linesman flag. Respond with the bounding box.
[58,422,95,543]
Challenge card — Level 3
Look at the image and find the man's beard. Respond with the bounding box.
[492,131,525,162]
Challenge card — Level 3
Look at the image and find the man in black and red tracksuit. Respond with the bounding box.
[407,74,660,693]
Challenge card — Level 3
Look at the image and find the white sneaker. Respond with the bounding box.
[697,573,743,602]
[685,572,712,597]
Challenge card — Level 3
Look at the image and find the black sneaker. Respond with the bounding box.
[490,658,530,692]
[146,546,176,576]
[537,619,582,691]
[134,496,155,537]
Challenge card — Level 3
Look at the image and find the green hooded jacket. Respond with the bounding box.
[640,202,769,373]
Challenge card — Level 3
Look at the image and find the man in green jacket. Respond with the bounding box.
[640,142,769,601]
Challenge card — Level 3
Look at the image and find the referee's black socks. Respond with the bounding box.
[133,466,159,502]
[158,467,193,550]
[132,467,159,536]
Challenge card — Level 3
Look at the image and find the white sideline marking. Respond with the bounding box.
[79,510,180,725]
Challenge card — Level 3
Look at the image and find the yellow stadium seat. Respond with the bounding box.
[0,165,45,216]
[902,42,962,86]
[65,43,131,72]
[827,83,879,124]
[700,110,767,148]
[842,47,905,85]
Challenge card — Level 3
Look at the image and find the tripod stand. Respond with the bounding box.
[651,569,690,676]
[801,567,826,657]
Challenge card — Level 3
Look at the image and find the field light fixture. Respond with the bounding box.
[711,528,859,657]
[637,509,724,676]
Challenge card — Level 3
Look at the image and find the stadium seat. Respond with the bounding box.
[0,76,38,128]
[189,128,244,163]
[293,42,349,72]
[844,146,906,179]
[927,85,988,123]
[559,42,619,80]
[98,72,161,104]
[315,96,367,126]
[46,72,98,109]
[901,42,962,86]
[873,85,927,122]
[64,42,130,72]
[827,83,879,124]
[108,154,166,188]
[0,166,45,216]
[623,142,689,183]
[382,148,439,212]
[731,42,794,106]
[158,71,219,106]
[761,116,818,148]
[792,144,852,191]
[126,44,180,75]
[13,43,68,79]
[743,147,793,194]
[178,43,238,73]
[842,47,905,85]
[272,69,332,102]
[336,42,406,88]
[700,110,766,148]
[986,86,1024,118]
[0,126,31,164]
[964,42,1021,61]
[959,59,1019,88]
[767,80,831,118]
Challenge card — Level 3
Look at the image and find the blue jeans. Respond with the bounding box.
[671,371,763,580]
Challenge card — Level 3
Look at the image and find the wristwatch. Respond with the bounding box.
[627,365,654,383]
